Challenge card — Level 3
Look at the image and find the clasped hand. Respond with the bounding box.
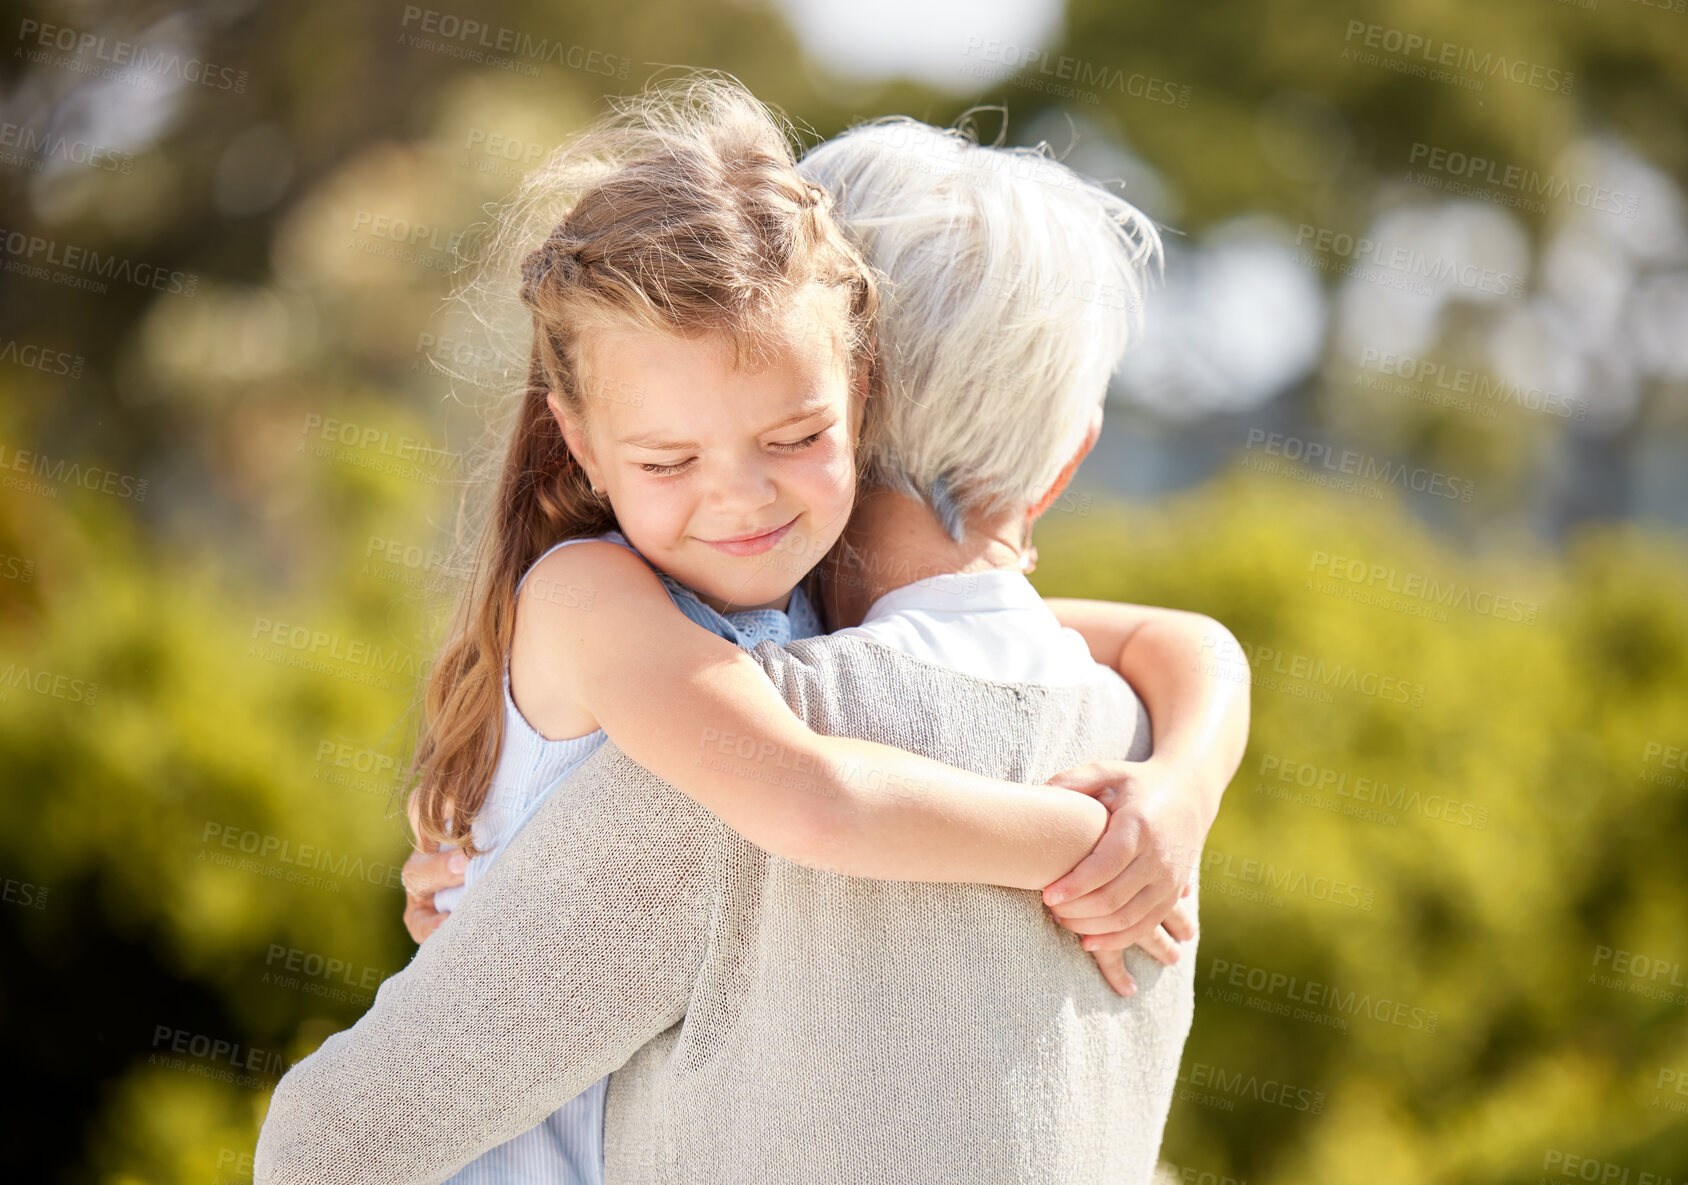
[1040,756,1206,997]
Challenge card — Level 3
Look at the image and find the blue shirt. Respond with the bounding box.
[438,530,822,1185]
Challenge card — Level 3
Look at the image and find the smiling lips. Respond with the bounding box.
[700,515,798,557]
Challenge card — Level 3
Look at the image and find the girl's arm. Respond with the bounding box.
[511,542,1109,890]
[1035,598,1250,953]
[1044,598,1249,834]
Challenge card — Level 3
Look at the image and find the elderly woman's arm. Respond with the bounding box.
[256,747,716,1182]
[1038,599,1249,952]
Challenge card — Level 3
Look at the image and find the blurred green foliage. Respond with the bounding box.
[2,0,1686,1180]
[1035,471,1688,1182]
[4,414,1685,1180]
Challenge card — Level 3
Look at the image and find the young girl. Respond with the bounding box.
[408,79,1230,1184]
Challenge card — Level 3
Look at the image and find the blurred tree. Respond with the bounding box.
[1,0,1685,1180]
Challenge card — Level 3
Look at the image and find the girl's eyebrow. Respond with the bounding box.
[617,401,832,450]
[618,431,701,450]
[757,400,833,435]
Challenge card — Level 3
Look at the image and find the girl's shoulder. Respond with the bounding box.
[508,532,660,743]
[516,530,640,597]
[516,530,671,618]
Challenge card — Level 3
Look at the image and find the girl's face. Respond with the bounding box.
[552,308,864,615]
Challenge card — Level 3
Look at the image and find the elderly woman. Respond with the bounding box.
[257,113,1247,1185]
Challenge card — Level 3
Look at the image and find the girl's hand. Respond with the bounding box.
[401,794,466,944]
[1081,895,1197,997]
[1039,757,1209,957]
[401,845,467,944]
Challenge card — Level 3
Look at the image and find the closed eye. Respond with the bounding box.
[771,429,826,453]
[638,457,694,475]
[639,427,825,474]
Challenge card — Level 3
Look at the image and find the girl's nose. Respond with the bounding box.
[707,456,779,514]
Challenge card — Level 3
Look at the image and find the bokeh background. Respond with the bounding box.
[2,0,1685,1180]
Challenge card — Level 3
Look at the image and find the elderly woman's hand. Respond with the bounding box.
[1038,757,1209,991]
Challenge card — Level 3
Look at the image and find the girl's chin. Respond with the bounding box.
[707,584,798,614]
[686,569,801,614]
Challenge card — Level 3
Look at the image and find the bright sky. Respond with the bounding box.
[774,0,1066,94]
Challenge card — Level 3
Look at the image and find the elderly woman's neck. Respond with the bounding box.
[822,487,1030,629]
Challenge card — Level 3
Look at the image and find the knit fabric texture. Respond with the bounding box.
[254,633,1197,1184]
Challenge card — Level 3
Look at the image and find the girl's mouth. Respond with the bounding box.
[700,515,799,557]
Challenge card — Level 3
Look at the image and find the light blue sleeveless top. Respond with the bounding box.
[436,529,821,1185]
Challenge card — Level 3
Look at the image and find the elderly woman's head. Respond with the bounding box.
[800,119,1161,540]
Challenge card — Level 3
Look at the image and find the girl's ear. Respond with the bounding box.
[547,391,604,490]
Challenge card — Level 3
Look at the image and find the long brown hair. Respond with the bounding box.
[410,76,879,855]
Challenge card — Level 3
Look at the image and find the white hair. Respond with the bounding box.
[799,117,1162,539]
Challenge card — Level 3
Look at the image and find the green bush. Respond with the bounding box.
[3,450,1683,1182]
[1035,464,1688,1183]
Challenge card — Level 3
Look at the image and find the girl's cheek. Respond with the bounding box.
[796,449,853,505]
[796,456,856,531]
[620,478,692,544]
[812,433,856,480]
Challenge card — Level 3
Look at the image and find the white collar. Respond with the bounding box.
[859,568,1047,623]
